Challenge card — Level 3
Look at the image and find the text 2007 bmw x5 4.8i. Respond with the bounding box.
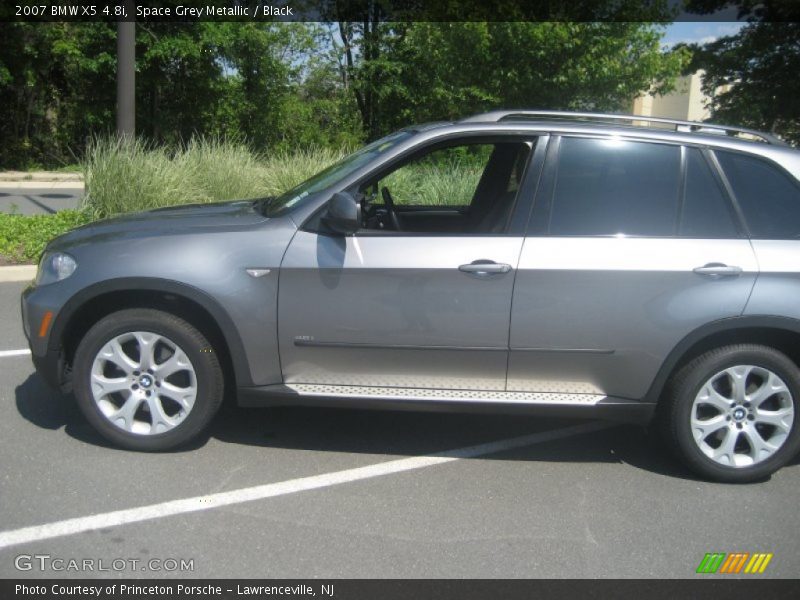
[21,111,800,482]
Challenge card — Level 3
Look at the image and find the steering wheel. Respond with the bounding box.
[381,186,402,231]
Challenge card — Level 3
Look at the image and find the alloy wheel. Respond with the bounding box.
[691,365,794,468]
[90,331,197,435]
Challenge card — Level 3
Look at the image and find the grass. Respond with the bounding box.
[382,155,487,206]
[82,137,348,219]
[0,209,91,264]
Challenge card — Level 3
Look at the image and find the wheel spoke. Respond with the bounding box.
[91,373,130,397]
[712,428,739,465]
[748,372,789,407]
[154,348,190,379]
[725,366,752,403]
[691,414,727,440]
[146,396,176,433]
[696,382,732,413]
[109,395,142,431]
[755,407,794,433]
[159,381,196,410]
[742,426,776,461]
[100,339,138,374]
[133,332,159,371]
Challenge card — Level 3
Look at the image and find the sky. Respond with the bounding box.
[661,21,746,47]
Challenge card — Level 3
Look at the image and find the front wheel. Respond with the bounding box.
[659,344,800,483]
[73,308,224,451]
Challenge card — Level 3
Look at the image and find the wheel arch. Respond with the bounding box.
[645,316,800,404]
[51,278,253,389]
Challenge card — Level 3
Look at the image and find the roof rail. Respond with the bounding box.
[461,110,786,146]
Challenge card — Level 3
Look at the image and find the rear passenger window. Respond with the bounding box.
[548,138,680,236]
[680,148,740,238]
[716,151,800,239]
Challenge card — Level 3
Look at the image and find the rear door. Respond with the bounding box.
[508,136,759,400]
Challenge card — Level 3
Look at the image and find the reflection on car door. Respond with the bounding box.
[278,233,523,390]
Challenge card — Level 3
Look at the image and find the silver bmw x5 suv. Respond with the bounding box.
[21,110,800,482]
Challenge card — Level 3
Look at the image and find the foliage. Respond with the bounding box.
[0,209,91,263]
[331,22,690,140]
[0,22,363,169]
[685,22,800,144]
[0,20,690,167]
[81,136,347,218]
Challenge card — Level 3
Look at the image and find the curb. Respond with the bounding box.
[0,171,83,183]
[0,265,36,282]
[0,181,84,189]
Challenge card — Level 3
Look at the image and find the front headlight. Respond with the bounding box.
[35,252,77,286]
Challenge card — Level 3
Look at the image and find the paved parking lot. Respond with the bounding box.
[0,278,799,579]
[0,185,82,215]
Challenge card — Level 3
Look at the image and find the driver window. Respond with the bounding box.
[360,140,532,234]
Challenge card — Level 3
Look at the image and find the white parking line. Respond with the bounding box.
[0,349,30,358]
[0,421,612,550]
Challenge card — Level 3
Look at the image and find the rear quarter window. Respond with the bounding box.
[716,150,800,239]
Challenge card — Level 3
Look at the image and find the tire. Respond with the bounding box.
[659,344,800,483]
[73,308,224,451]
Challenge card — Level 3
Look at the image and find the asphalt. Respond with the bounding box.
[0,185,83,215]
[0,279,799,579]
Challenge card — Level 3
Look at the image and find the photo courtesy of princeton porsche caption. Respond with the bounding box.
[1,0,799,597]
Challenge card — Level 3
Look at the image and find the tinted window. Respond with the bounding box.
[680,148,740,238]
[549,138,681,236]
[716,151,800,239]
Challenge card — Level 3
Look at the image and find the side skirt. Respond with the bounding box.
[236,384,655,424]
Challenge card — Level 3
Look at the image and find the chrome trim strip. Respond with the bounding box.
[293,339,507,352]
[511,347,615,354]
[294,338,614,354]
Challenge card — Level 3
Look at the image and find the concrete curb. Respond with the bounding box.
[0,265,36,282]
[0,181,84,190]
[0,172,83,183]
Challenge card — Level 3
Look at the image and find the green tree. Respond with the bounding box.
[683,1,800,144]
[0,23,116,168]
[334,22,690,140]
[685,23,800,144]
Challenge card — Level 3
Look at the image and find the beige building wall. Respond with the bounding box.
[632,70,712,122]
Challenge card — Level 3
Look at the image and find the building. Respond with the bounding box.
[631,70,724,122]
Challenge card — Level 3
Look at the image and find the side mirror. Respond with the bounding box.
[322,192,360,235]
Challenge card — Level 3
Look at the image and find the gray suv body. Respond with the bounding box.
[21,110,800,482]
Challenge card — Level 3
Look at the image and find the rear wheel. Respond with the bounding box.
[73,308,224,451]
[659,344,800,482]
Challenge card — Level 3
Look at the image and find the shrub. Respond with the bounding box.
[82,137,347,218]
[0,210,92,264]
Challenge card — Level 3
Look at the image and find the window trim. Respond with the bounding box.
[697,148,750,239]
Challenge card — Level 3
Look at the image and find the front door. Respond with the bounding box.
[278,136,543,391]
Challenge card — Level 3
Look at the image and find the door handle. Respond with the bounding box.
[458,260,512,276]
[693,263,743,278]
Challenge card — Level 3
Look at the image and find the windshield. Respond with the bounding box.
[259,131,414,217]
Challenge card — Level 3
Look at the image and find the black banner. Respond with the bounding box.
[3,579,800,600]
[3,0,799,23]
